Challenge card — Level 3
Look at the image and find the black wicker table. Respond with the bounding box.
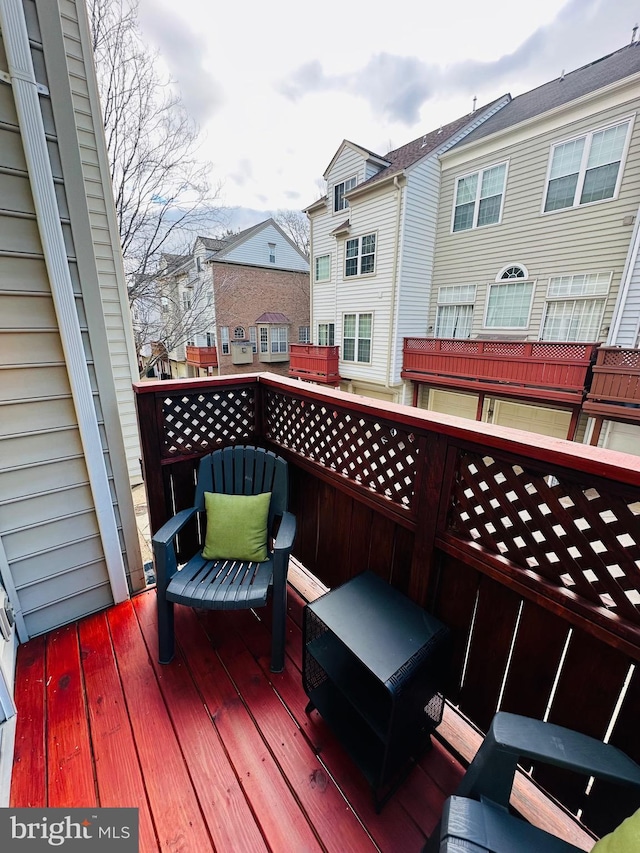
[303,570,450,810]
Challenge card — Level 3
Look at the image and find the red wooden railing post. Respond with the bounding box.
[133,382,170,535]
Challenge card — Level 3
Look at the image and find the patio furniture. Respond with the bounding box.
[303,570,450,810]
[426,711,640,852]
[153,445,296,671]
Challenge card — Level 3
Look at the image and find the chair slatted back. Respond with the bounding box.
[194,446,288,531]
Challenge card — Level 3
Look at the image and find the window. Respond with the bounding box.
[544,120,631,212]
[249,326,257,353]
[271,327,288,353]
[540,273,610,341]
[220,326,230,355]
[196,257,203,272]
[345,234,376,277]
[299,326,310,343]
[268,242,276,264]
[343,313,372,363]
[318,323,335,346]
[234,326,245,339]
[334,176,357,212]
[161,297,169,314]
[315,254,330,282]
[453,162,507,231]
[182,291,192,310]
[435,285,476,338]
[485,281,534,328]
[260,327,268,353]
[206,331,215,347]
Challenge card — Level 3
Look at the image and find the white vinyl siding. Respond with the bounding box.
[540,273,611,341]
[432,97,640,341]
[452,162,507,231]
[217,222,309,272]
[544,119,632,212]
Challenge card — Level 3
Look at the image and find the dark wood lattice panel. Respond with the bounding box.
[160,388,255,458]
[447,450,640,621]
[263,390,419,510]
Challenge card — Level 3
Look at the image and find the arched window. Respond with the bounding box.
[233,326,245,339]
[496,263,528,281]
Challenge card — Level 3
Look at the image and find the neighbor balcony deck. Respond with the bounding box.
[10,373,640,851]
[289,343,341,385]
[583,346,640,425]
[185,344,218,368]
[402,338,598,406]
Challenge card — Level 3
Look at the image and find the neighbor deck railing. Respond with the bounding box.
[134,373,640,838]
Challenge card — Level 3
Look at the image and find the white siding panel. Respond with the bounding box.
[222,223,309,271]
[432,97,640,340]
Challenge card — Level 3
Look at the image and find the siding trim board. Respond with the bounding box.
[1,0,129,607]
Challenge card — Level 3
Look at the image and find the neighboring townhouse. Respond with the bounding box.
[168,219,310,379]
[301,97,511,402]
[0,0,144,795]
[405,42,640,446]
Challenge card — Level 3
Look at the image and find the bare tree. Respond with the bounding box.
[273,209,310,257]
[88,0,223,370]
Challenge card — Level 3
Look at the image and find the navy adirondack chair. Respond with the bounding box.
[426,712,640,852]
[153,445,296,672]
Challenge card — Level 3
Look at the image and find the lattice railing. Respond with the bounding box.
[447,450,640,621]
[263,389,419,510]
[160,387,256,458]
[599,348,640,369]
[403,338,596,361]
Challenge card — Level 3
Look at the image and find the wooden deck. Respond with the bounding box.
[10,586,464,852]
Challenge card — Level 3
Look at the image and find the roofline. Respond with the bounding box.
[322,139,390,179]
[440,68,640,164]
[207,257,310,273]
[212,216,309,262]
[346,172,407,201]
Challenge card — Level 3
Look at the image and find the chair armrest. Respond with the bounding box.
[152,507,198,548]
[457,712,640,807]
[274,511,296,553]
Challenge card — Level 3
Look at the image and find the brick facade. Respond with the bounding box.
[212,262,310,377]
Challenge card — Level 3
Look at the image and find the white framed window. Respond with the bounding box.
[299,326,310,343]
[435,285,476,338]
[234,326,245,339]
[315,254,331,282]
[271,326,288,353]
[260,327,268,353]
[452,162,507,232]
[318,323,335,346]
[345,233,376,277]
[334,176,357,212]
[196,256,203,272]
[343,313,372,363]
[268,242,276,264]
[220,326,230,354]
[182,291,192,310]
[485,280,534,329]
[206,331,215,347]
[543,119,632,213]
[161,296,169,314]
[249,326,257,353]
[540,273,611,341]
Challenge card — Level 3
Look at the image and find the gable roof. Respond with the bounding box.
[255,312,290,324]
[451,41,640,150]
[199,217,308,264]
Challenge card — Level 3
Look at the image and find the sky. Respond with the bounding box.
[137,0,640,232]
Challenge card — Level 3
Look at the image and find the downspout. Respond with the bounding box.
[308,214,314,346]
[1,0,128,603]
[386,175,404,395]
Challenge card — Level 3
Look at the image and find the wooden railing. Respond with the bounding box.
[134,373,640,838]
[584,347,640,424]
[402,338,598,404]
[289,344,341,385]
[185,345,218,368]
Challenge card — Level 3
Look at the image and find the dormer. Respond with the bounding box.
[323,140,390,215]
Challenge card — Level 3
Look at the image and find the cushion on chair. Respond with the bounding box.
[202,491,271,562]
[591,808,640,852]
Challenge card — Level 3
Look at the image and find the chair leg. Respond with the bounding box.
[157,594,175,664]
[270,581,287,672]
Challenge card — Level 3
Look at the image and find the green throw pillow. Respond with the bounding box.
[592,808,640,852]
[202,491,271,562]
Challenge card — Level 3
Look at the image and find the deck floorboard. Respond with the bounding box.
[10,587,454,852]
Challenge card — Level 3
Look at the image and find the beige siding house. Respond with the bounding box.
[417,43,640,444]
[305,99,509,403]
[0,0,144,799]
